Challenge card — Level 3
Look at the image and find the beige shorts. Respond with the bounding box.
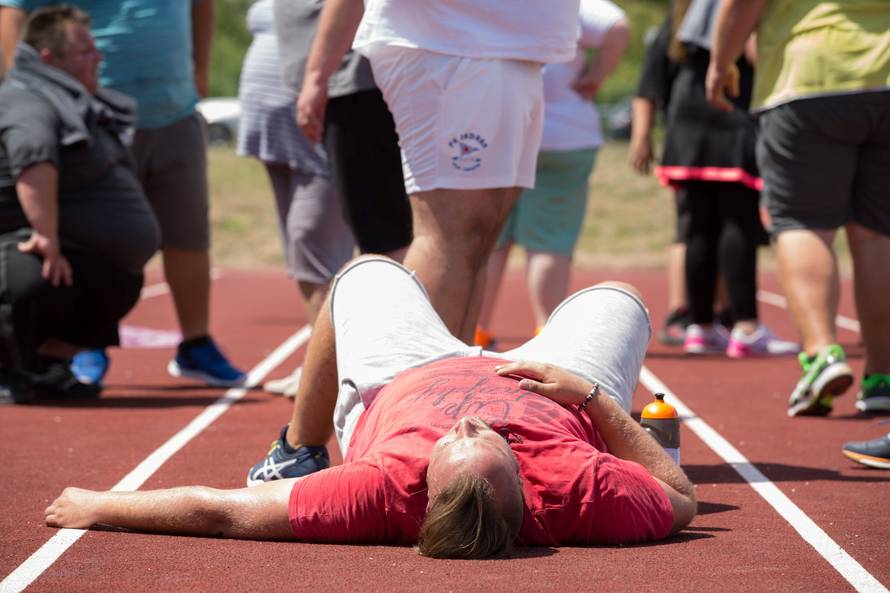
[367,46,544,194]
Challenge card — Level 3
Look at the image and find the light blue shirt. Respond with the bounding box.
[4,0,200,129]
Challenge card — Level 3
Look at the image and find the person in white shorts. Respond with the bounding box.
[296,0,581,344]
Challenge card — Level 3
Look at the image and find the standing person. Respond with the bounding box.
[0,6,160,402]
[628,15,690,346]
[297,0,581,344]
[653,0,797,360]
[0,0,246,388]
[46,256,697,558]
[474,0,630,349]
[707,0,890,416]
[237,0,355,397]
[273,0,412,263]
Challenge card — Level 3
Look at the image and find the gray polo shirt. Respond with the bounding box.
[0,53,160,274]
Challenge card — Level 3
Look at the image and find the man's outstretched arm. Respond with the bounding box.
[45,481,297,539]
[496,361,697,533]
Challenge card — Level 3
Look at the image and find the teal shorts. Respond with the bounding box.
[497,148,597,256]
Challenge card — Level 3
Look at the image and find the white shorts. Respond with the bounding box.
[366,46,545,195]
[329,257,652,456]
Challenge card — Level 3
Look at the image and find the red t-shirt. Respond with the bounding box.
[289,356,673,545]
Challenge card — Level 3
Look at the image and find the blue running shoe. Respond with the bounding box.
[167,336,246,387]
[246,426,329,486]
[70,349,110,385]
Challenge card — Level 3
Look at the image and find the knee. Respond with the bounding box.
[595,281,643,301]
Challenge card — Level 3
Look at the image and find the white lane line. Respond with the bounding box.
[0,325,312,593]
[640,366,888,593]
[139,270,222,300]
[757,289,862,333]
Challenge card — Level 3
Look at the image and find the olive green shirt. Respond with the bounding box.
[753,0,890,111]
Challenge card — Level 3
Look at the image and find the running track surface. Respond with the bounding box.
[1,267,887,593]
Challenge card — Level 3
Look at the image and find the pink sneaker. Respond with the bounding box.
[726,324,800,358]
[684,323,730,355]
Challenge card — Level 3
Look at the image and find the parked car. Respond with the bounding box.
[601,96,633,140]
[196,97,240,146]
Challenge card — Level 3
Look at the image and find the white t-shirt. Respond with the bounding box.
[540,0,625,151]
[353,0,581,64]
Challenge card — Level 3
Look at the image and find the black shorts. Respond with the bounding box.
[757,91,890,235]
[324,89,413,254]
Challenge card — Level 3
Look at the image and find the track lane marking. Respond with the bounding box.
[639,366,887,593]
[139,268,223,300]
[0,325,311,593]
[758,289,862,333]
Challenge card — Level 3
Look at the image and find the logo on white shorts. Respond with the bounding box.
[449,133,488,172]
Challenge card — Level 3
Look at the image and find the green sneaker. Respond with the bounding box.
[855,373,890,413]
[788,344,853,417]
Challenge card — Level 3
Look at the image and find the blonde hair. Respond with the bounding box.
[417,473,522,559]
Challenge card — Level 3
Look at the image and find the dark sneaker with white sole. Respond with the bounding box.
[70,349,110,385]
[167,336,246,387]
[0,368,36,404]
[32,360,102,400]
[855,373,890,413]
[246,426,329,486]
[787,344,853,417]
[842,433,890,469]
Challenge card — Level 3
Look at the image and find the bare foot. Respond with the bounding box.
[45,487,100,529]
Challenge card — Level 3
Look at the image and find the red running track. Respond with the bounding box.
[0,267,887,593]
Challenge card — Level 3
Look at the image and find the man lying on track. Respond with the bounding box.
[45,257,697,558]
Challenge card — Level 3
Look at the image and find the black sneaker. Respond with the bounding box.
[246,426,329,486]
[658,307,690,346]
[0,367,35,404]
[842,433,890,469]
[32,360,102,400]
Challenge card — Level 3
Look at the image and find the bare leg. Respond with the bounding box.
[283,283,340,448]
[162,247,211,340]
[403,187,520,343]
[526,250,571,330]
[296,280,327,326]
[477,243,512,335]
[847,222,890,373]
[45,481,296,539]
[667,242,686,312]
[775,229,839,354]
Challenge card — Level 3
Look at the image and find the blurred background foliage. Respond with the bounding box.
[209,0,671,102]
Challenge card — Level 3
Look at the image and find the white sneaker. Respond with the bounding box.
[263,367,302,398]
[683,323,730,355]
[726,324,800,358]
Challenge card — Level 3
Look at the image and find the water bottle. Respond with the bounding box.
[641,392,680,464]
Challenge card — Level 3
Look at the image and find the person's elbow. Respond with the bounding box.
[608,18,631,53]
[669,487,698,534]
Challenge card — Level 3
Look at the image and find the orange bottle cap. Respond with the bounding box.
[641,393,678,419]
